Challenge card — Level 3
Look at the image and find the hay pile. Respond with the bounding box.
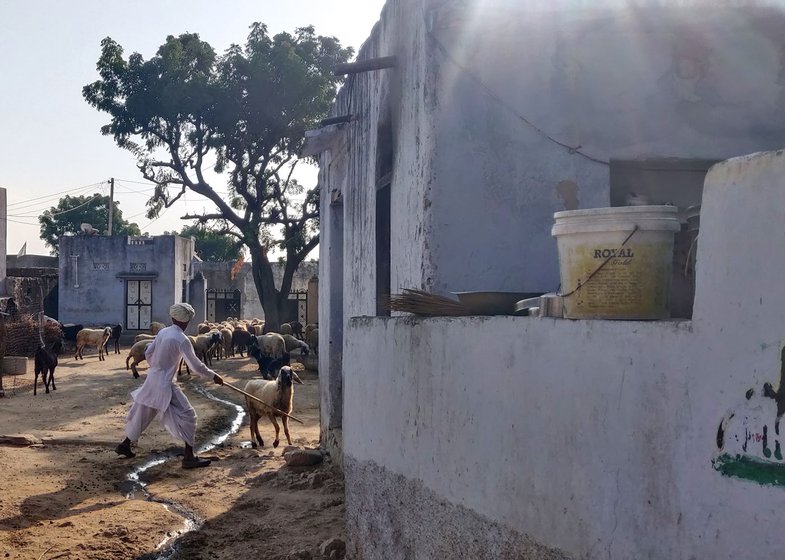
[2,314,62,357]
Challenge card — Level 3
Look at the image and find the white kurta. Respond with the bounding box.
[125,324,216,446]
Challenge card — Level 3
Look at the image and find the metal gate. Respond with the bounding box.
[207,289,241,322]
[286,290,308,324]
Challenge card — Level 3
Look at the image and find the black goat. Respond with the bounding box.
[290,320,304,340]
[108,324,123,354]
[59,323,83,352]
[34,341,62,396]
[248,346,290,380]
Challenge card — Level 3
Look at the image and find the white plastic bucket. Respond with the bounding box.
[552,205,681,320]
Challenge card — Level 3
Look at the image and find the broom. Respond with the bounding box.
[386,289,468,316]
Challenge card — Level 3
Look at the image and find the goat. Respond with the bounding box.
[290,320,304,340]
[107,324,123,354]
[59,323,83,351]
[75,327,112,360]
[244,365,302,448]
[249,346,290,380]
[34,341,62,395]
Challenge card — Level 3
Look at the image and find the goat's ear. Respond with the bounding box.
[292,371,303,385]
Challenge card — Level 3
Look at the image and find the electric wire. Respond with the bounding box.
[7,181,107,207]
[429,34,609,166]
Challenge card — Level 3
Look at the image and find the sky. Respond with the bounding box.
[0,0,386,256]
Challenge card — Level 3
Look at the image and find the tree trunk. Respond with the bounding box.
[249,244,284,332]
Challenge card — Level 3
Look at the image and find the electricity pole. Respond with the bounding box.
[108,178,114,235]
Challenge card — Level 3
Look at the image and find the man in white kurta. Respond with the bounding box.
[116,303,223,469]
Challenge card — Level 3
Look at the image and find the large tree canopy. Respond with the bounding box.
[83,24,352,329]
[39,193,141,255]
[166,224,243,262]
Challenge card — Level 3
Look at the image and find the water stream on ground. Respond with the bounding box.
[117,383,245,560]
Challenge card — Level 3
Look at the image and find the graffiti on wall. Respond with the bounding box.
[714,344,785,485]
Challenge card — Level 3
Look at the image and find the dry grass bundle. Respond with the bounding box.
[386,289,469,317]
[3,314,63,357]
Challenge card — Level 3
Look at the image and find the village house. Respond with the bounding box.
[313,0,785,558]
[58,234,198,333]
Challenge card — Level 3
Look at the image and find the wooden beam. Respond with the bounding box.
[334,56,397,76]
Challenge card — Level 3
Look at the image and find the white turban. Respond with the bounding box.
[170,303,196,323]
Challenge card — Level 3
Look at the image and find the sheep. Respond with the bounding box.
[279,322,293,336]
[281,334,310,356]
[249,345,291,380]
[232,329,252,357]
[258,333,287,360]
[34,341,62,395]
[193,332,222,366]
[221,327,234,359]
[244,365,303,448]
[197,322,211,334]
[107,324,123,354]
[305,326,319,356]
[126,340,153,378]
[150,321,166,335]
[75,327,112,360]
[134,333,157,343]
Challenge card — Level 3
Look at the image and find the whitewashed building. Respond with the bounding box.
[314,1,785,558]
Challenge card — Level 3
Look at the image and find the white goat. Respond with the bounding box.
[75,327,112,361]
[244,366,303,448]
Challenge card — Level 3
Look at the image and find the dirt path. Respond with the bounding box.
[0,345,344,560]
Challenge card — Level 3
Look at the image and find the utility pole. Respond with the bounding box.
[108,178,114,235]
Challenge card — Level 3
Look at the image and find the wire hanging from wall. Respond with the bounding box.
[429,34,609,166]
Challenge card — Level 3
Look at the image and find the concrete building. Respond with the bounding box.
[195,260,318,323]
[59,234,196,331]
[314,1,785,558]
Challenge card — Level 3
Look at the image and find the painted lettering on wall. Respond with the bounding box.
[714,343,785,486]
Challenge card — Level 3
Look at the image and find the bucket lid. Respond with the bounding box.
[552,205,681,236]
[553,205,679,220]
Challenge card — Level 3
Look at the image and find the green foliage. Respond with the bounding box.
[83,23,352,327]
[38,193,141,255]
[165,225,243,262]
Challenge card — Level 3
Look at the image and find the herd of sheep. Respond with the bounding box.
[33,316,319,448]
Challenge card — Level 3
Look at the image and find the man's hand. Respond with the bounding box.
[213,374,224,385]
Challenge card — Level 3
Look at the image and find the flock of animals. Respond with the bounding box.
[32,317,319,448]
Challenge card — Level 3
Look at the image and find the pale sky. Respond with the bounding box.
[0,0,385,256]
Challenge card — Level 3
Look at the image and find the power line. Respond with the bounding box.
[7,181,108,207]
[11,192,106,219]
[430,34,609,166]
[6,184,103,214]
[6,218,39,225]
[9,188,107,218]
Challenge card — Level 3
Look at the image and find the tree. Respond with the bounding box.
[166,224,243,262]
[39,193,141,255]
[83,24,352,329]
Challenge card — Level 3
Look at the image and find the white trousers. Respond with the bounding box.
[125,386,198,447]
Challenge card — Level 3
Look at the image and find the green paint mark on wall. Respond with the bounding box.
[714,454,785,486]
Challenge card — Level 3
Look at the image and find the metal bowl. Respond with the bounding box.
[452,291,544,316]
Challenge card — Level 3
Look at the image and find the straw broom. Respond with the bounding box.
[386,288,468,316]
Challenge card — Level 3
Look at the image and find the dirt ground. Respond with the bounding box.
[0,344,345,560]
